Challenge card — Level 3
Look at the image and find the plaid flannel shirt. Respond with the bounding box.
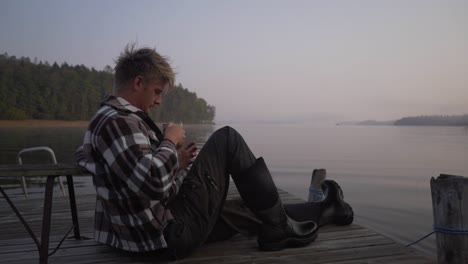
[75,95,187,252]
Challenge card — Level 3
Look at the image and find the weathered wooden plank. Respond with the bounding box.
[0,209,94,224]
[0,225,94,240]
[322,254,434,264]
[186,235,394,259]
[0,176,435,264]
[0,243,113,263]
[0,164,89,177]
[187,244,413,264]
[318,228,376,241]
[0,237,100,255]
[0,222,410,259]
[8,243,418,264]
[0,203,96,217]
[0,195,95,207]
[0,234,395,263]
[319,224,363,233]
[0,232,94,247]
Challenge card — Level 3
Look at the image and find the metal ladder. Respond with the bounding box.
[17,146,67,199]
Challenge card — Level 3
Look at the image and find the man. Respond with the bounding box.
[76,44,353,259]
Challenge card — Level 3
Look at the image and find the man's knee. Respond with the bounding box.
[218,126,235,133]
[206,126,246,151]
[213,126,239,138]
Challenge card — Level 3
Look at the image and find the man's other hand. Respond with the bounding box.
[164,122,186,147]
[179,142,198,169]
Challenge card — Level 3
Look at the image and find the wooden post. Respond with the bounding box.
[308,169,326,202]
[431,174,468,264]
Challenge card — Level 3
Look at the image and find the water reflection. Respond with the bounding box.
[0,124,215,197]
[0,124,215,165]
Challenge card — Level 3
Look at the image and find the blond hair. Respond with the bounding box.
[114,43,175,92]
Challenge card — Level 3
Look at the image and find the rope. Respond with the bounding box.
[433,225,468,235]
[406,225,468,247]
[405,231,435,247]
[308,187,323,195]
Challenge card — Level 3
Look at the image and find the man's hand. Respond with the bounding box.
[164,122,185,148]
[178,142,198,169]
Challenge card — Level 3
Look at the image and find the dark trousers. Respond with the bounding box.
[165,126,323,259]
[165,126,258,259]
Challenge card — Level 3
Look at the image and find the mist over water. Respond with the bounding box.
[1,123,467,258]
[234,124,468,257]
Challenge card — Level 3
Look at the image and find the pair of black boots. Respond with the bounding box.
[233,157,314,251]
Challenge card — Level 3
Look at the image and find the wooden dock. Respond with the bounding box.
[0,184,435,263]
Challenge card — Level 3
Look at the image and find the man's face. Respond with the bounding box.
[135,78,167,114]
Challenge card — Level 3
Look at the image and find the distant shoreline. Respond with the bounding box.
[0,120,89,127]
[338,114,468,127]
[0,120,214,128]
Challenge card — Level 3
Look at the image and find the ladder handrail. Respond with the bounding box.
[17,146,67,199]
[17,147,58,164]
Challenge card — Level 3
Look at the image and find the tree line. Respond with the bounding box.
[394,115,468,126]
[0,53,215,123]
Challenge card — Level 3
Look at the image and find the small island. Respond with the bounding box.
[394,115,468,126]
[338,114,468,127]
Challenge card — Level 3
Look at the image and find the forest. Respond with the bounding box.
[394,115,468,126]
[0,53,215,123]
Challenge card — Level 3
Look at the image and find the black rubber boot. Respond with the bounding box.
[318,180,354,226]
[233,157,318,251]
[255,199,318,251]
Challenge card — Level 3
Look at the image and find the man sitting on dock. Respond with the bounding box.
[75,44,353,259]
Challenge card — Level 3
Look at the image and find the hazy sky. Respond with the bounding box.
[1,0,467,123]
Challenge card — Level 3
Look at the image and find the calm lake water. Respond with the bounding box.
[1,123,467,258]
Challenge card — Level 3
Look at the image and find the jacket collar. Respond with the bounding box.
[102,95,141,114]
[101,95,165,142]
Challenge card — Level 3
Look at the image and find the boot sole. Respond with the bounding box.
[258,231,318,251]
[319,211,354,226]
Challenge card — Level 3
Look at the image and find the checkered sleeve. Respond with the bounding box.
[96,117,181,202]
